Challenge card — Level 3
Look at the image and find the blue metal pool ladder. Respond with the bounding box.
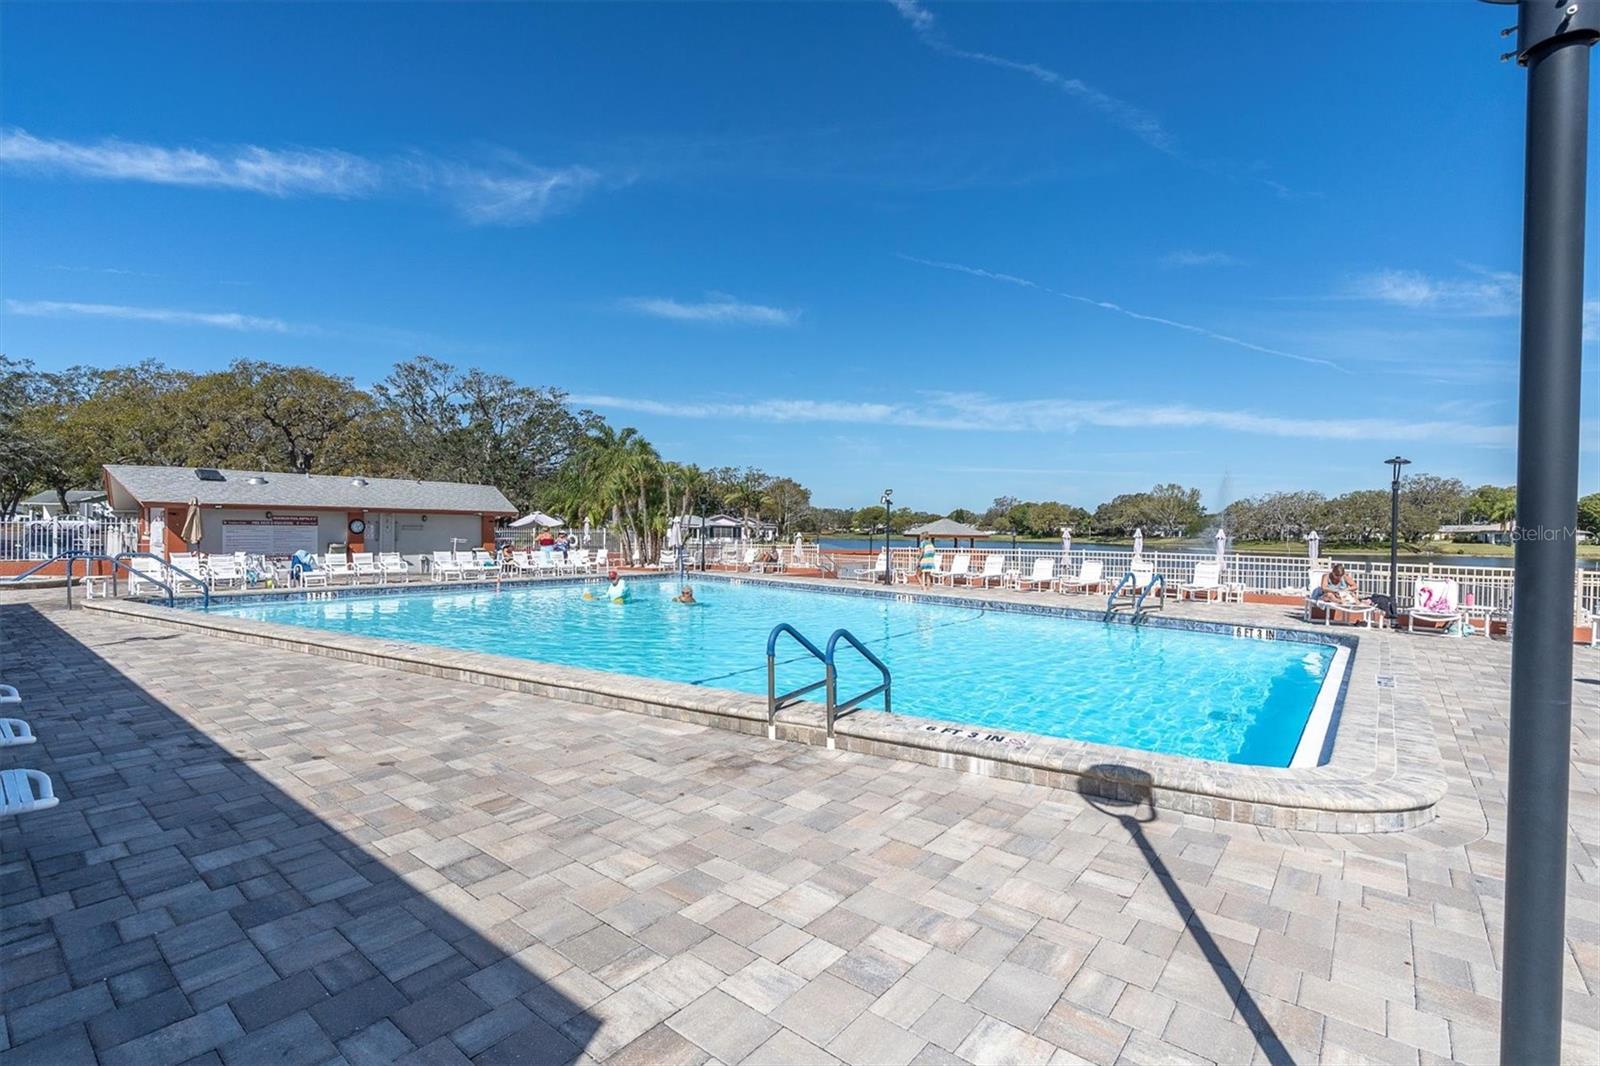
[766,622,892,748]
[1104,571,1165,623]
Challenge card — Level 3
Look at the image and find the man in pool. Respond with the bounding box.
[674,585,696,604]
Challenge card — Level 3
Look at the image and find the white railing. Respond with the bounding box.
[868,545,1569,616]
[0,516,142,563]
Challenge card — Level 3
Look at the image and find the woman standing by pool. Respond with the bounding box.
[918,537,939,588]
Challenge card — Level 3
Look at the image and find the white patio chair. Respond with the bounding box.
[1304,568,1380,628]
[379,552,410,583]
[958,553,1005,587]
[1179,561,1224,602]
[854,550,888,583]
[0,718,37,746]
[352,552,382,583]
[0,768,59,816]
[1407,578,1464,634]
[1014,558,1055,591]
[1057,559,1105,595]
[431,551,464,581]
[126,556,169,597]
[936,554,971,586]
[323,551,356,584]
[0,684,18,708]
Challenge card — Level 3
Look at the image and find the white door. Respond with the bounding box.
[148,507,166,557]
[377,513,397,553]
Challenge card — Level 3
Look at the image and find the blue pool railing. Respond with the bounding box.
[1105,570,1165,623]
[766,622,827,737]
[825,628,892,743]
[766,622,894,747]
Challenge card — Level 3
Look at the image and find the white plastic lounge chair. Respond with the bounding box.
[854,551,888,583]
[379,552,410,583]
[0,684,19,708]
[471,549,501,578]
[936,554,971,586]
[205,555,244,589]
[352,552,382,583]
[431,551,464,581]
[1,768,59,816]
[1057,559,1105,595]
[1179,561,1224,602]
[570,549,594,573]
[1304,569,1380,628]
[0,718,37,746]
[167,553,205,593]
[323,551,355,584]
[593,549,611,573]
[127,557,168,597]
[1408,578,1464,633]
[1014,558,1056,591]
[957,553,1005,587]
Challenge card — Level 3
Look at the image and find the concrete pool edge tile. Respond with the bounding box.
[84,582,1448,834]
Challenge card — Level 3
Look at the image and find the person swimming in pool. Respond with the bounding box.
[674,585,696,604]
[606,570,629,603]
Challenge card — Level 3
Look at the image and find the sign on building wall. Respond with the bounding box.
[222,516,319,555]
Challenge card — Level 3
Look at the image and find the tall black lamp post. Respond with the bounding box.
[1385,455,1410,605]
[880,489,894,584]
[1484,2,1597,1060]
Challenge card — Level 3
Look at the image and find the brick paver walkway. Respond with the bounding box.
[1,592,1596,1064]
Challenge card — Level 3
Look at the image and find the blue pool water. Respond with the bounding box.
[204,578,1336,766]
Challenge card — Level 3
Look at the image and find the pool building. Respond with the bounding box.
[102,463,517,566]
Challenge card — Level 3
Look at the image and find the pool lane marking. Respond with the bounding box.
[685,604,991,687]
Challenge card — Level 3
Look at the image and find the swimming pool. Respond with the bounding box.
[202,576,1342,767]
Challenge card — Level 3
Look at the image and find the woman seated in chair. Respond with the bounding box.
[1313,564,1365,608]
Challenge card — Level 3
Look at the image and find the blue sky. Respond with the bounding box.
[3,1,1595,513]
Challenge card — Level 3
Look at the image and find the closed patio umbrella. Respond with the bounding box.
[180,497,204,546]
[1132,527,1143,564]
[1214,527,1227,570]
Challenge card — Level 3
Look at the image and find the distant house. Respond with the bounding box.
[674,513,778,542]
[18,488,109,519]
[1436,522,1515,545]
[102,464,516,564]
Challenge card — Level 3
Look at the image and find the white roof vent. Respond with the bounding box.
[245,476,268,485]
[351,477,370,487]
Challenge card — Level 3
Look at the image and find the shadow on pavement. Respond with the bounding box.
[0,603,597,1065]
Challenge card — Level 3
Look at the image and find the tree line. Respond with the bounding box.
[2,354,1559,550]
[0,356,818,563]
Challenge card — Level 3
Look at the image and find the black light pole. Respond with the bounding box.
[880,489,894,584]
[1385,455,1410,605]
[1489,3,1597,1060]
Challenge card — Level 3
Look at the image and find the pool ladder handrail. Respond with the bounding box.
[1104,570,1165,622]
[767,623,828,737]
[765,622,892,748]
[824,628,892,744]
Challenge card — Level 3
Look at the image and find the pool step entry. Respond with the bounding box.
[766,622,892,749]
[1104,572,1166,623]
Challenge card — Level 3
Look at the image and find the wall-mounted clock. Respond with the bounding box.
[348,519,366,535]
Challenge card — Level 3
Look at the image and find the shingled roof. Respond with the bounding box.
[103,465,516,515]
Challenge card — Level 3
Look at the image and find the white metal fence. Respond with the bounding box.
[842,545,1586,616]
[0,517,142,563]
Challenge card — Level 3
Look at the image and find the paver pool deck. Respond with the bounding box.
[0,585,1596,1065]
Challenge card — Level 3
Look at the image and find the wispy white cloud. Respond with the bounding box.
[1345,267,1520,317]
[5,298,299,333]
[0,128,380,197]
[1347,267,1599,345]
[619,294,799,327]
[0,127,605,225]
[1162,250,1240,269]
[900,254,1343,371]
[572,389,1512,445]
[888,0,1173,153]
